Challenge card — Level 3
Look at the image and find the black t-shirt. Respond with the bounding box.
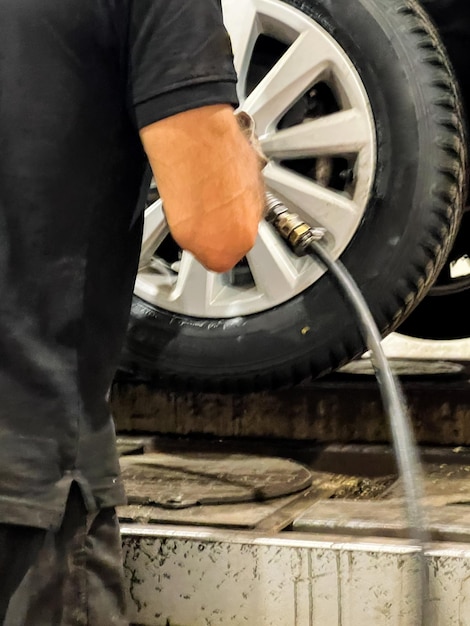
[0,0,238,529]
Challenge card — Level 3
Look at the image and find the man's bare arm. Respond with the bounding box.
[139,104,265,273]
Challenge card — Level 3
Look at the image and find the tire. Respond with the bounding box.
[120,0,466,393]
[396,0,470,340]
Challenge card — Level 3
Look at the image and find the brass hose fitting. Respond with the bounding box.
[264,192,326,256]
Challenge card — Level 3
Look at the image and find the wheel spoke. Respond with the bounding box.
[261,109,371,159]
[243,29,331,133]
[139,200,169,269]
[264,162,360,246]
[170,252,225,316]
[246,221,301,301]
[222,0,260,99]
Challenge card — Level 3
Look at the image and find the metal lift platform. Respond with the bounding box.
[113,335,470,626]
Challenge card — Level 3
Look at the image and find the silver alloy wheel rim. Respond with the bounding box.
[135,0,376,318]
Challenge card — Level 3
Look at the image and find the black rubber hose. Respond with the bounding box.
[307,239,428,621]
[308,240,428,537]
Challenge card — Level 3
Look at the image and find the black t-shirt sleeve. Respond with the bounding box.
[129,0,239,128]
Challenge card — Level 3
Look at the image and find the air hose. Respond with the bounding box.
[265,192,429,620]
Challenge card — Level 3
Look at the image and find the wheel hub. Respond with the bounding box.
[135,0,376,318]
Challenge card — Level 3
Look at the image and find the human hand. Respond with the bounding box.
[235,111,268,170]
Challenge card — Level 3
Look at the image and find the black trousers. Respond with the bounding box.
[0,485,128,626]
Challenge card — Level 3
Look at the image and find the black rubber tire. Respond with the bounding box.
[395,0,470,340]
[121,0,467,393]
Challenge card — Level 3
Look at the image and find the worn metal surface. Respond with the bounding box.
[119,480,340,531]
[293,500,470,542]
[119,490,306,530]
[122,528,422,625]
[339,358,465,377]
[117,438,397,529]
[120,452,312,509]
[112,375,470,446]
[384,462,470,503]
[122,525,470,626]
[293,457,470,541]
[118,441,470,624]
[113,356,470,624]
[117,439,470,533]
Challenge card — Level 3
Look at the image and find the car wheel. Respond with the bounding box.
[397,0,470,341]
[121,0,466,392]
